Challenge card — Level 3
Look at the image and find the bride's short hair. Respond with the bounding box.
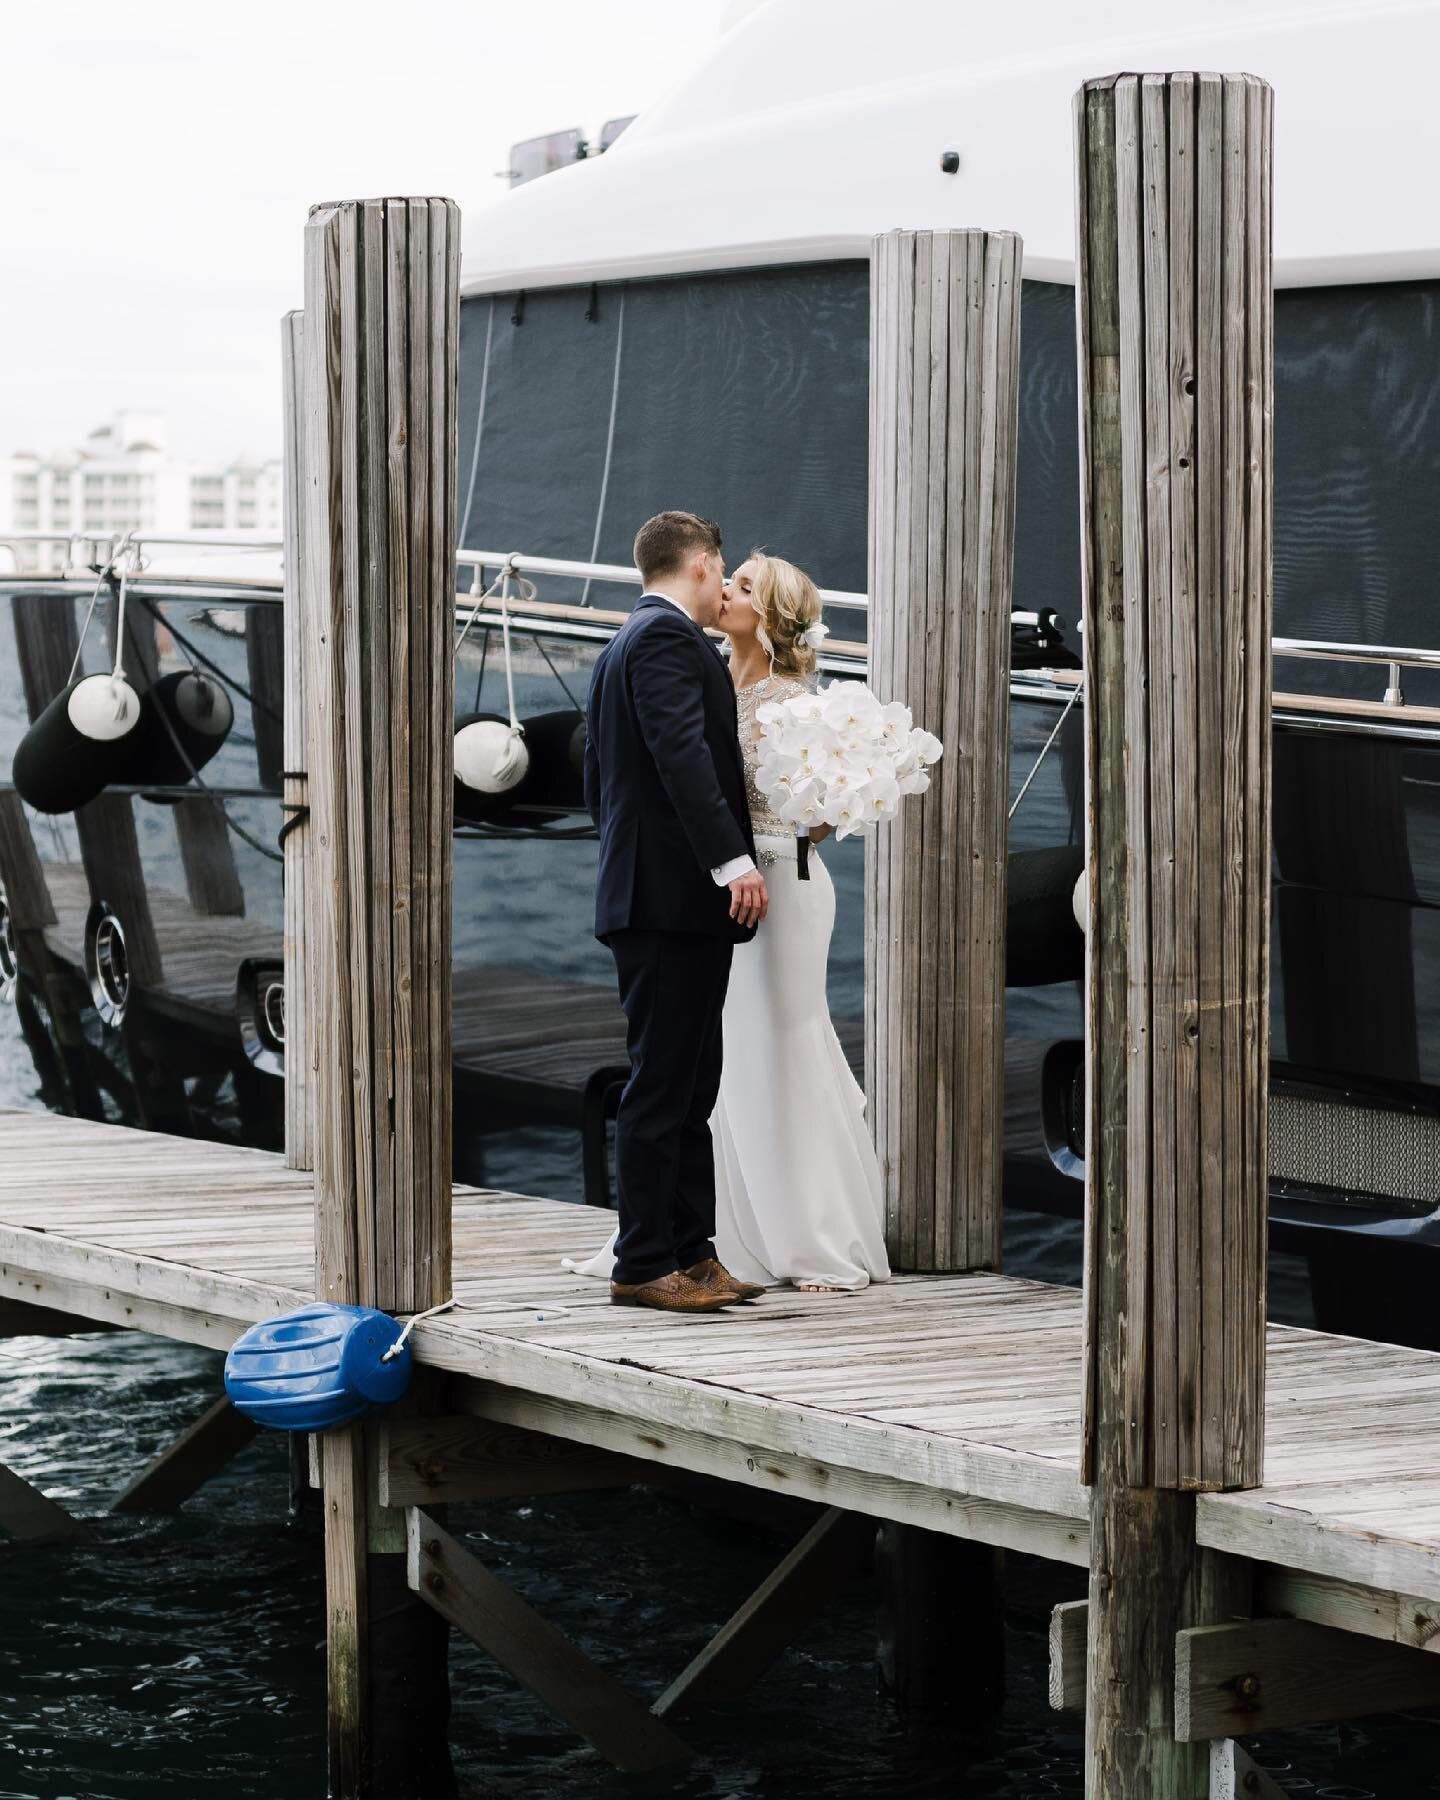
[749,552,823,678]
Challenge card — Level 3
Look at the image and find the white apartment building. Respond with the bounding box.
[1,412,281,571]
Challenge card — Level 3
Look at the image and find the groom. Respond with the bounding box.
[584,511,770,1314]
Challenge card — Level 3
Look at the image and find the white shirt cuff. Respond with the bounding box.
[712,854,756,886]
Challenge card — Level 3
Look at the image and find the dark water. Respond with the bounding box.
[4,602,1440,1795]
[5,1238,1440,1799]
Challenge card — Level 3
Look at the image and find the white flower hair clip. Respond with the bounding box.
[800,620,830,650]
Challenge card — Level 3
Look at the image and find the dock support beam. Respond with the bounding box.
[866,225,1022,1731]
[302,195,461,1797]
[877,1521,1004,1734]
[111,1396,259,1513]
[1075,72,1273,1796]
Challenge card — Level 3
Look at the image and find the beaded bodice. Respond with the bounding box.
[737,673,808,848]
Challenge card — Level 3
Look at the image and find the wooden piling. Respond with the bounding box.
[865,226,1021,1275]
[280,310,312,1172]
[301,195,460,1798]
[865,225,1021,1734]
[1075,72,1273,1795]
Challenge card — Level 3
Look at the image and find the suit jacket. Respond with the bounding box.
[584,594,757,943]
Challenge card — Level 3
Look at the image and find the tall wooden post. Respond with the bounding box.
[866,226,1021,1732]
[280,310,312,1173]
[866,226,1021,1275]
[302,197,460,1798]
[1076,73,1273,1796]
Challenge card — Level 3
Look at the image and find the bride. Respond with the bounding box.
[566,553,891,1293]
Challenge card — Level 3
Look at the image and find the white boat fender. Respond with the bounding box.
[454,715,530,794]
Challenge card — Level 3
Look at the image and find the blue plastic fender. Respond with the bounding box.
[223,1302,411,1431]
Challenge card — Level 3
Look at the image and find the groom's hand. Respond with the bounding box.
[728,869,769,929]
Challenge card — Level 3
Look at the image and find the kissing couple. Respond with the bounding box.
[568,511,891,1313]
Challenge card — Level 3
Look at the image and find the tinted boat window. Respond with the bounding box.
[460,269,1440,691]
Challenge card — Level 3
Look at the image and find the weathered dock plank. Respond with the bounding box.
[6,1114,1440,1619]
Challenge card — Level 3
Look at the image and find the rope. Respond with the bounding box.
[456,558,533,740]
[381,1297,457,1362]
[120,609,283,864]
[455,560,535,657]
[580,288,626,608]
[65,563,117,687]
[143,602,283,725]
[530,632,584,714]
[1008,680,1083,822]
[456,297,496,552]
[472,624,490,715]
[111,565,132,681]
[499,570,521,734]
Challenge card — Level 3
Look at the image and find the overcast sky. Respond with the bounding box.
[1,0,728,464]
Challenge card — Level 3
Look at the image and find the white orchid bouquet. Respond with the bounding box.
[753,681,943,842]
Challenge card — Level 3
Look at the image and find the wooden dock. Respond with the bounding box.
[1,100,1421,1795]
[8,1111,1440,1635]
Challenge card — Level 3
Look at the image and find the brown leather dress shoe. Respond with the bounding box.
[684,1257,767,1302]
[610,1270,737,1312]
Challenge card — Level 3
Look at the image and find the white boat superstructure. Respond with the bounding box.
[461,0,1440,294]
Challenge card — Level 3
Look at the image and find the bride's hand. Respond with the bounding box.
[808,824,833,845]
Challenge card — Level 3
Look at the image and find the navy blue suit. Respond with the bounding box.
[584,595,757,1284]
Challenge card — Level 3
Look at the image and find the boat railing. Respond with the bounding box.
[458,546,871,613]
[3,532,1436,718]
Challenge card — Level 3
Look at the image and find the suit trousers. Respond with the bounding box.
[607,928,734,1285]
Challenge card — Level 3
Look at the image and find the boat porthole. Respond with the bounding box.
[84,901,130,1028]
[260,975,286,1052]
[0,888,17,1005]
[235,958,285,1077]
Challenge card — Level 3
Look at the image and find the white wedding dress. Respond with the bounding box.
[565,672,891,1291]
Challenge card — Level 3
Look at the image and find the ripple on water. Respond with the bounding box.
[2,1329,1437,1795]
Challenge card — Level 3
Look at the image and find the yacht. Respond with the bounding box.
[1,0,1437,1343]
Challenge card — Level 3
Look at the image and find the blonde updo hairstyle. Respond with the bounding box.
[748,552,824,678]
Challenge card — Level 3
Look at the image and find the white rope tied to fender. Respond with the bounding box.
[381,1297,458,1362]
[498,562,523,737]
[111,565,132,681]
[456,553,537,738]
[64,542,144,688]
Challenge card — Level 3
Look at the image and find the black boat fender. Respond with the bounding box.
[454,708,586,822]
[11,673,144,814]
[1006,844,1086,988]
[118,670,235,787]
